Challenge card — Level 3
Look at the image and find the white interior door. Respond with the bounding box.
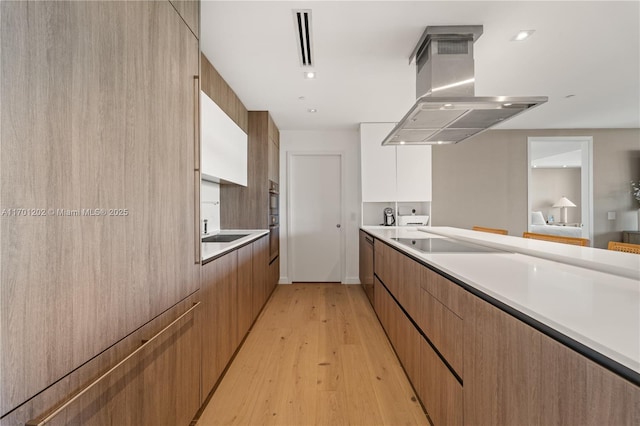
[289,153,342,282]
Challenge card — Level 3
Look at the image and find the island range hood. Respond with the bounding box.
[382,25,547,145]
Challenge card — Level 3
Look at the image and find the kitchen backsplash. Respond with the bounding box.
[201,180,220,233]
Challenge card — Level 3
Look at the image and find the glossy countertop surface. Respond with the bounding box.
[362,226,640,378]
[201,229,269,263]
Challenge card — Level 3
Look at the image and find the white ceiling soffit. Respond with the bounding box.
[200,1,640,131]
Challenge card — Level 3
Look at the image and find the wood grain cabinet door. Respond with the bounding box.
[0,0,199,415]
[251,235,270,319]
[237,243,254,341]
[201,251,238,396]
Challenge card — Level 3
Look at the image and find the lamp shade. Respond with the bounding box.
[553,196,576,208]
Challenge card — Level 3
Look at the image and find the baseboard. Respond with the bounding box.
[343,277,361,285]
[278,276,291,284]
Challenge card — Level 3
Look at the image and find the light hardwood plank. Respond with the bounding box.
[197,284,427,426]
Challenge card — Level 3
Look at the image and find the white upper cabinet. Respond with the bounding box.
[360,123,397,201]
[396,145,431,202]
[360,123,432,202]
[201,90,248,186]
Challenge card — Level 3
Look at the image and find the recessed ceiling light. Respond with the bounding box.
[503,103,513,107]
[399,141,406,145]
[565,94,576,98]
[513,30,535,41]
[298,96,306,101]
[307,108,317,113]
[304,71,316,79]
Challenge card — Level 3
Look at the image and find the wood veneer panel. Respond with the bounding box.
[463,296,640,425]
[419,287,464,379]
[236,243,253,340]
[220,111,270,229]
[0,0,199,414]
[200,54,248,133]
[169,0,199,37]
[251,235,270,319]
[418,337,463,426]
[421,266,465,317]
[201,251,238,395]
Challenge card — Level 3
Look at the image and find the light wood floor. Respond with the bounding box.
[197,284,428,426]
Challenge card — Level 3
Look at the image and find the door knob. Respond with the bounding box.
[336,224,341,228]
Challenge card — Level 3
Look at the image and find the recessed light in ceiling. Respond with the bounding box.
[565,94,576,98]
[513,30,535,41]
[304,71,316,79]
[298,96,305,101]
[308,108,317,113]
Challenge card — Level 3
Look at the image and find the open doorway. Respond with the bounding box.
[527,137,594,244]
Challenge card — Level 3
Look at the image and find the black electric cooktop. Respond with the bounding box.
[391,237,506,254]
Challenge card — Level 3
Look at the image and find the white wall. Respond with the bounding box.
[279,130,361,284]
[201,180,220,234]
[432,128,640,248]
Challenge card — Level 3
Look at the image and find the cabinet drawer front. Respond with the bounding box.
[421,266,465,318]
[419,337,463,426]
[419,288,464,378]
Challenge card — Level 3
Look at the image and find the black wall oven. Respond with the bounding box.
[268,180,279,262]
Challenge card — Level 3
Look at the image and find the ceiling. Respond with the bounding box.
[200,1,640,132]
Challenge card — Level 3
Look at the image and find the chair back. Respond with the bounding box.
[608,241,640,254]
[472,226,508,235]
[522,232,589,246]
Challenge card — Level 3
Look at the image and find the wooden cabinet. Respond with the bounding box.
[374,278,422,401]
[220,111,279,229]
[464,296,640,425]
[201,251,238,395]
[372,239,640,426]
[373,240,421,322]
[418,337,463,426]
[169,0,199,37]
[201,235,272,398]
[252,235,270,319]
[237,243,254,339]
[1,295,201,426]
[268,113,280,183]
[0,0,200,418]
[359,230,374,303]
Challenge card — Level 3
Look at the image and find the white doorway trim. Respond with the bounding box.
[527,136,594,244]
[286,151,347,283]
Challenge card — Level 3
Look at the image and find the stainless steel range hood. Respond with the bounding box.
[382,25,547,145]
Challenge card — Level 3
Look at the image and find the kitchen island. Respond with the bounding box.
[361,226,639,425]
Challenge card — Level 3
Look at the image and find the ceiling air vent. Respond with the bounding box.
[293,9,313,67]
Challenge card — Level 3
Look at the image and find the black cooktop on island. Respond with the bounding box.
[391,237,506,254]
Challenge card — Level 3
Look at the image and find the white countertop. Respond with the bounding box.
[201,229,269,263]
[362,226,640,378]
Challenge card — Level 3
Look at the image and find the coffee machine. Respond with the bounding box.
[383,207,396,226]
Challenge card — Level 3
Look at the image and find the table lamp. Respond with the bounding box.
[552,196,576,223]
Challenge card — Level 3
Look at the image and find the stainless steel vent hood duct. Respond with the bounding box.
[382,25,547,145]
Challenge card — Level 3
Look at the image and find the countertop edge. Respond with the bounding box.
[201,230,270,265]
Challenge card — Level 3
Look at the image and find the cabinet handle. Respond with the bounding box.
[193,75,200,171]
[26,302,201,426]
[194,170,201,264]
